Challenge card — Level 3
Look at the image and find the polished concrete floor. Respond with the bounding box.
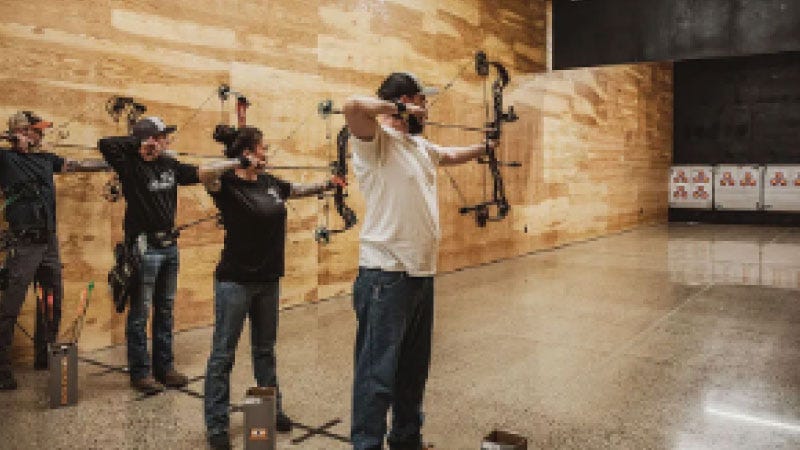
[1,223,799,449]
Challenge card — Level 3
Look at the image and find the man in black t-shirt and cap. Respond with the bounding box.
[0,111,109,391]
[99,116,244,394]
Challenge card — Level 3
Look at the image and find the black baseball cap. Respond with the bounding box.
[377,72,439,100]
[131,116,177,140]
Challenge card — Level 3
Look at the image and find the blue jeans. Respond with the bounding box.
[204,280,282,437]
[126,244,179,381]
[351,268,434,450]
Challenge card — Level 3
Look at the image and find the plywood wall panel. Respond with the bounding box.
[1,1,671,360]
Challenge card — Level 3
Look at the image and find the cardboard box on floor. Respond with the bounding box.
[481,430,527,450]
[48,342,78,408]
[243,386,277,450]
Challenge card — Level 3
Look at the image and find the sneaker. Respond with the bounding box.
[156,369,189,388]
[130,376,164,395]
[276,412,293,433]
[0,372,17,391]
[207,433,231,450]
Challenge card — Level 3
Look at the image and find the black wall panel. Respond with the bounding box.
[554,0,800,69]
[673,52,800,164]
[735,0,800,56]
[669,208,800,226]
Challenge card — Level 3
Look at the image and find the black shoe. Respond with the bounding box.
[155,369,189,388]
[130,376,165,395]
[276,412,293,432]
[0,372,18,391]
[207,433,231,450]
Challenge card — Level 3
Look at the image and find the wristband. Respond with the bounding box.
[393,101,407,114]
[238,155,251,168]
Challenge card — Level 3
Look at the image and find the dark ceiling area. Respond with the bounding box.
[553,0,800,69]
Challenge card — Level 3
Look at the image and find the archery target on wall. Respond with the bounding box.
[669,165,712,209]
[763,165,800,212]
[713,165,763,211]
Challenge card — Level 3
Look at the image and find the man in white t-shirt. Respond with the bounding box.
[343,72,495,450]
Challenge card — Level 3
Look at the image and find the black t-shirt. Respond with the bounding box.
[0,148,64,232]
[211,170,291,282]
[97,136,200,239]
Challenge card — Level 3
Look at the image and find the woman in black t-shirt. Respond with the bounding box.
[203,126,339,449]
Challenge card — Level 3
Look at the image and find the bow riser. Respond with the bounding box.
[315,124,357,243]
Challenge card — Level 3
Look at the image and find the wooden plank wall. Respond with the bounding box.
[437,62,673,270]
[0,0,671,360]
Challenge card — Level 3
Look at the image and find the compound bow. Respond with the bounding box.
[428,50,521,227]
[212,86,357,243]
[102,96,148,202]
[315,100,357,243]
[460,51,519,226]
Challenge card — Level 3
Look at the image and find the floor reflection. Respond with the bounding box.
[668,230,800,289]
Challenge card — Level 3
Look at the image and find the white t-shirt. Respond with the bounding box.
[351,122,443,276]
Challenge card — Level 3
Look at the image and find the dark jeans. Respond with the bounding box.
[126,243,179,381]
[204,280,282,437]
[0,232,62,373]
[351,268,434,450]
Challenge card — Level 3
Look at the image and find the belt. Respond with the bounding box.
[10,228,50,244]
[143,230,178,249]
